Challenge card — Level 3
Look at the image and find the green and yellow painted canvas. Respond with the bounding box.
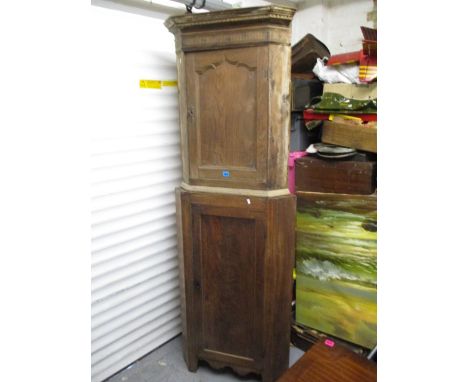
[295,192,377,349]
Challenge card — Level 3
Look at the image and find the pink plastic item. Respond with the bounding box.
[288,151,308,193]
[324,339,335,348]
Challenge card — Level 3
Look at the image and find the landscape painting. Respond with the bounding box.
[295,192,377,349]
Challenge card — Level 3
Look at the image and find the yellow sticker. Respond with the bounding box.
[140,80,162,89]
[140,80,178,89]
[162,80,178,87]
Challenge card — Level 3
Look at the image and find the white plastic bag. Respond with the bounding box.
[313,58,360,84]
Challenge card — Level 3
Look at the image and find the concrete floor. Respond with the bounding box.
[107,335,304,382]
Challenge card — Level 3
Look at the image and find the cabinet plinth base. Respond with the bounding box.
[184,356,281,382]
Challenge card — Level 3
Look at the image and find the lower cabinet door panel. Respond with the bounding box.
[175,188,296,382]
[194,208,265,367]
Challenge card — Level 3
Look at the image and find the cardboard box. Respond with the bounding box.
[322,120,377,153]
[323,83,376,100]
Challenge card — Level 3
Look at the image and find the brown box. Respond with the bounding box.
[322,120,377,153]
[295,156,376,195]
[323,83,377,100]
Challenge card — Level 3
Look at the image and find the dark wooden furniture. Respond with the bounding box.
[291,33,330,73]
[176,190,295,381]
[295,155,377,195]
[166,6,296,382]
[277,340,377,382]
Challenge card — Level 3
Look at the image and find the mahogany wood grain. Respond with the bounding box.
[277,340,376,382]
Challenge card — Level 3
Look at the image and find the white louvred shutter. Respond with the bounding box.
[90,5,182,381]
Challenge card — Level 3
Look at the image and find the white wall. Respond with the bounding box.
[90,5,182,381]
[292,0,375,54]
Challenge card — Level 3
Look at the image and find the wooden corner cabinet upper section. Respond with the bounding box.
[165,6,296,190]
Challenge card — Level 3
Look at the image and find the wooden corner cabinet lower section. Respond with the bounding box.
[175,188,296,382]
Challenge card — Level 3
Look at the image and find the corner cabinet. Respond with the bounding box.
[166,6,296,382]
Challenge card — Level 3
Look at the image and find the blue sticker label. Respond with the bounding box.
[222,170,230,177]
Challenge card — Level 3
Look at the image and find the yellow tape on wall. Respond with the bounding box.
[139,80,177,89]
[162,80,178,87]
